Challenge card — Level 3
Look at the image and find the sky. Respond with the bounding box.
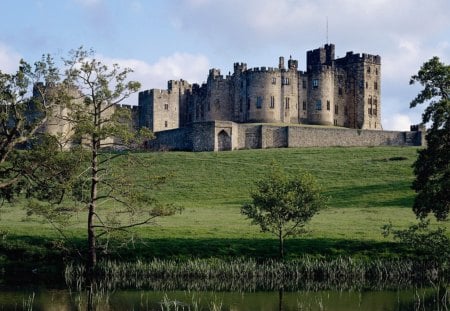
[0,0,449,130]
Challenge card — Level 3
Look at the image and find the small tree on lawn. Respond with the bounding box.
[241,165,327,259]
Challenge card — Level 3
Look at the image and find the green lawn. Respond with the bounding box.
[1,146,448,261]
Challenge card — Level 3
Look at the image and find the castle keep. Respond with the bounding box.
[139,44,382,133]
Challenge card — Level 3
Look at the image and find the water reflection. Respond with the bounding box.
[0,286,448,310]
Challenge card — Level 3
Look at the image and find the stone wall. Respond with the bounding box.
[191,122,216,151]
[286,126,423,148]
[146,122,424,152]
[148,127,192,151]
[261,125,288,148]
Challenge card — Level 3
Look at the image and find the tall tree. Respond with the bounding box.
[60,48,173,272]
[410,57,450,221]
[241,165,327,259]
[0,56,76,202]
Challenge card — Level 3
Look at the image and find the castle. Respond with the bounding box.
[38,44,424,152]
[136,44,425,151]
[139,44,381,133]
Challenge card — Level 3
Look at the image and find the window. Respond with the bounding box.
[313,79,319,88]
[367,66,371,74]
[256,96,263,109]
[239,98,243,112]
[247,98,251,110]
[375,68,378,75]
[164,103,169,110]
[302,101,306,110]
[334,104,338,115]
[270,96,275,109]
[374,98,378,116]
[334,119,338,126]
[315,100,322,110]
[326,100,330,111]
[302,80,306,89]
[164,120,168,128]
[366,82,368,89]
[272,77,276,84]
[285,97,290,109]
[338,87,343,96]
[282,77,290,85]
[374,81,378,90]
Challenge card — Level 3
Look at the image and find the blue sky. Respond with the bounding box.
[1,0,449,130]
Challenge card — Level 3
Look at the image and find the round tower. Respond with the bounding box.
[307,66,334,126]
[245,67,282,123]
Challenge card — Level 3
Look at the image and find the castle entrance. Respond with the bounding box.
[217,130,232,151]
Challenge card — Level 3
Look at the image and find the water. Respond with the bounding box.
[0,287,448,310]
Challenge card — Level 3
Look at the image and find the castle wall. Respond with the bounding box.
[286,126,423,148]
[261,125,288,148]
[148,127,193,151]
[146,121,425,152]
[192,122,216,151]
[237,124,262,149]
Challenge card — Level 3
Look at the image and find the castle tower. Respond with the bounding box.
[306,45,336,126]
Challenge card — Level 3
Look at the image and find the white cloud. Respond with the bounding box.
[0,43,21,73]
[382,114,413,131]
[99,52,210,106]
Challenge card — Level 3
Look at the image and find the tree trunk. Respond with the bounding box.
[87,142,98,273]
[279,231,284,259]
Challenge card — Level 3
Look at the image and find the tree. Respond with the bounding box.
[410,57,450,221]
[59,48,175,272]
[0,55,59,196]
[241,165,327,259]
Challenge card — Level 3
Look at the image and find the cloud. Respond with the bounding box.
[0,43,22,73]
[99,52,210,106]
[382,114,413,131]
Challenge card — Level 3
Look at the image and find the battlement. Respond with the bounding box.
[336,51,381,65]
[307,44,335,69]
[208,68,224,81]
[233,62,247,73]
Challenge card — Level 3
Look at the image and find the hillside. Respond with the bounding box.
[2,146,447,260]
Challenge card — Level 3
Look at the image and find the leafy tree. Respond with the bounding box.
[410,57,450,220]
[58,48,174,272]
[241,165,327,259]
[0,55,59,195]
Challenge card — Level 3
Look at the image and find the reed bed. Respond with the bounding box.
[65,257,449,292]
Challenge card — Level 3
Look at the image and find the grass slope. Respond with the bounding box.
[1,146,448,261]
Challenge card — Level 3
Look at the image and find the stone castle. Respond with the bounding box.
[136,44,424,151]
[38,43,424,151]
[139,44,381,132]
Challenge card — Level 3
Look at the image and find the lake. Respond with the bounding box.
[0,286,448,310]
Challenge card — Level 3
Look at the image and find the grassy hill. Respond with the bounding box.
[1,146,448,261]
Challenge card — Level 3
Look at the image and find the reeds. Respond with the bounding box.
[65,256,449,292]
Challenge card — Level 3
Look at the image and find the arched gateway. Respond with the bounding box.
[217,130,232,151]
